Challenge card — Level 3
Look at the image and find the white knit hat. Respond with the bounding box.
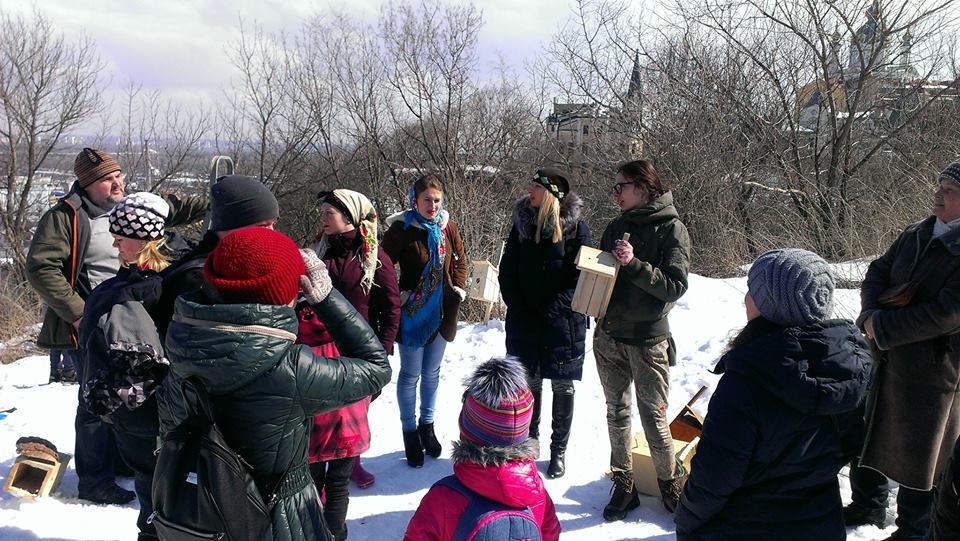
[108,192,169,240]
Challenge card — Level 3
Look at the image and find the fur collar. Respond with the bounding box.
[451,438,540,467]
[386,208,450,230]
[512,192,582,242]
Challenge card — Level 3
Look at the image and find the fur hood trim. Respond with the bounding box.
[512,192,583,241]
[451,438,540,467]
[386,208,450,230]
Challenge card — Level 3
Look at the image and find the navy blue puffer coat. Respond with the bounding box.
[675,319,873,541]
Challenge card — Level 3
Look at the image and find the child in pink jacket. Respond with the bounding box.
[403,357,562,540]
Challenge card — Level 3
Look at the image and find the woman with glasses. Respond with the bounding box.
[298,189,400,540]
[382,174,468,468]
[498,167,590,479]
[595,159,691,521]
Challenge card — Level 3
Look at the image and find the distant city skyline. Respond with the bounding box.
[3,0,576,132]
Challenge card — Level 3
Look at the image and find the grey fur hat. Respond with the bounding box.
[747,248,835,327]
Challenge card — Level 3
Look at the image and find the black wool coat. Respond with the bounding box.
[675,320,873,541]
[499,193,590,380]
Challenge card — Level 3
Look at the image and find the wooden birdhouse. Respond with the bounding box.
[4,440,71,499]
[468,260,500,304]
[572,245,619,318]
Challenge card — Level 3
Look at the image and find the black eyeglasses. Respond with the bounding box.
[612,182,633,195]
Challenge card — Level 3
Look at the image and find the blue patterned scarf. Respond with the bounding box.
[400,191,446,348]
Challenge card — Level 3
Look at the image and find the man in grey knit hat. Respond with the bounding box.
[846,161,960,541]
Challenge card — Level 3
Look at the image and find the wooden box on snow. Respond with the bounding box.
[571,246,618,318]
[3,449,71,499]
[631,386,707,498]
[468,260,500,304]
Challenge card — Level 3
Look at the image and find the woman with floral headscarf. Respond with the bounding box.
[382,174,468,468]
[298,189,400,540]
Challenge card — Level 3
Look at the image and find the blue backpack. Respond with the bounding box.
[435,475,542,541]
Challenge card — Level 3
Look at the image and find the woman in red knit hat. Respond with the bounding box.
[158,227,392,541]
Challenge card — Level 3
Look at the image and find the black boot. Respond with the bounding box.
[658,477,682,513]
[547,388,573,479]
[418,423,441,458]
[603,472,640,522]
[402,430,424,468]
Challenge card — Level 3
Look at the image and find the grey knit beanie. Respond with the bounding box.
[940,162,960,186]
[747,248,835,327]
[209,175,279,232]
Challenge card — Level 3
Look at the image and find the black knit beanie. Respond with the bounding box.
[209,175,279,232]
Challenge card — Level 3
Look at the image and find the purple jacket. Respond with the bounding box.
[312,229,400,354]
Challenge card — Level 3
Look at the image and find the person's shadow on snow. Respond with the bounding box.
[344,451,453,497]
[0,526,73,541]
[550,476,677,537]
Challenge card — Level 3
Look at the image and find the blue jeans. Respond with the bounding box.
[397,337,447,432]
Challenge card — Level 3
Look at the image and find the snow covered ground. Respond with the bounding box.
[0,273,899,540]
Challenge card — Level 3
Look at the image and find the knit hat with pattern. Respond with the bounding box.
[940,162,960,186]
[747,248,835,327]
[75,148,121,188]
[459,357,534,447]
[205,227,305,306]
[108,192,169,240]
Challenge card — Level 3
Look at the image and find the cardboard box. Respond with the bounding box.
[630,386,706,498]
[631,434,699,497]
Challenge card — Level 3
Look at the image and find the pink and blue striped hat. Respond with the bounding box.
[459,357,534,447]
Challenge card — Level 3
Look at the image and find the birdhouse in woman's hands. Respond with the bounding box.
[572,245,618,318]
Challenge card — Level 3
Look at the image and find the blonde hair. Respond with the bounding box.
[535,191,562,244]
[134,239,170,272]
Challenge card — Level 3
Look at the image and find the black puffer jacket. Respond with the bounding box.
[499,194,590,380]
[675,319,873,541]
[158,289,392,541]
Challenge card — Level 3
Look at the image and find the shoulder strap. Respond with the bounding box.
[435,475,537,541]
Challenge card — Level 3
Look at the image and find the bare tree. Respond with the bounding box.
[0,8,104,279]
[539,0,960,272]
[114,81,210,193]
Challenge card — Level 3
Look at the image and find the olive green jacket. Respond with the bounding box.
[598,191,691,345]
[26,183,206,349]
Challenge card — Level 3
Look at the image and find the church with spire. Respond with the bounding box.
[796,1,935,131]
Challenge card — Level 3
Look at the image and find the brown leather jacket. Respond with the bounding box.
[381,210,468,343]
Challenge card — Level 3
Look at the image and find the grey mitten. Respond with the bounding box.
[299,249,333,304]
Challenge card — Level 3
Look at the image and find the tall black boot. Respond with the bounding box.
[528,381,543,441]
[418,422,442,458]
[547,389,574,479]
[402,430,424,468]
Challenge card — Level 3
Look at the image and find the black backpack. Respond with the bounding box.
[150,378,280,541]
